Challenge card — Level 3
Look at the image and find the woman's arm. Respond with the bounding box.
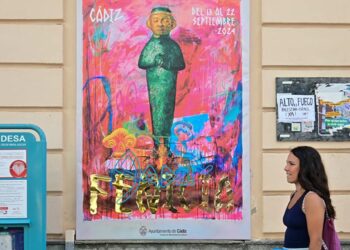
[304,191,325,250]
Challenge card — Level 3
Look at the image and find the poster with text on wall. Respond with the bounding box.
[77,0,250,240]
[276,77,350,141]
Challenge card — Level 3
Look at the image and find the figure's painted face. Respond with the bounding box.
[284,152,300,184]
[147,12,175,37]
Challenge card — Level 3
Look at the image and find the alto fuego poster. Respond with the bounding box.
[77,0,250,240]
[276,78,350,141]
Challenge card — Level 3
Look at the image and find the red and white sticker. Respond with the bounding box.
[0,206,8,215]
[9,160,27,178]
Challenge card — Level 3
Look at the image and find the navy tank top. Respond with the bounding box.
[283,191,309,248]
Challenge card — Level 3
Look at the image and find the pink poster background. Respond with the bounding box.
[82,0,243,221]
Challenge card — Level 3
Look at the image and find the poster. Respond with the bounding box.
[277,94,315,123]
[276,78,350,141]
[0,180,27,218]
[315,83,350,137]
[77,0,250,240]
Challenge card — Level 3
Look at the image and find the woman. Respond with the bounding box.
[283,146,336,250]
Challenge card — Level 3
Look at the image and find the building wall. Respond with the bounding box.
[0,0,70,238]
[260,0,350,238]
[0,0,349,241]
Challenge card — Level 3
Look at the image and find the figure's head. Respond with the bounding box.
[286,146,328,190]
[147,7,176,37]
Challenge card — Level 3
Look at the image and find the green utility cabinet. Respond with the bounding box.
[0,124,46,250]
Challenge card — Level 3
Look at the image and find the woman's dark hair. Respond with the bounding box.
[291,146,336,218]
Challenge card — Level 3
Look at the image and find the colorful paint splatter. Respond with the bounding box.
[82,0,243,221]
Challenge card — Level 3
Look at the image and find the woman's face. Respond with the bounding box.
[284,152,300,184]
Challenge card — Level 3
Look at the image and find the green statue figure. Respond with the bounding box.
[138,7,185,147]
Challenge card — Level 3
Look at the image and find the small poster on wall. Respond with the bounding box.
[276,77,350,141]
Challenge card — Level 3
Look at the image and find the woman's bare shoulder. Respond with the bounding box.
[303,191,325,213]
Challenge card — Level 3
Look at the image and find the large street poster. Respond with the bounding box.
[77,0,250,240]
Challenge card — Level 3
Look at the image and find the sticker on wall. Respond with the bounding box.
[276,77,350,141]
[291,123,301,132]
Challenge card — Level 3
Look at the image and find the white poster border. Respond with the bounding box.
[76,0,250,240]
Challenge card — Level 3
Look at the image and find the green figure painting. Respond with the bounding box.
[138,7,185,145]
